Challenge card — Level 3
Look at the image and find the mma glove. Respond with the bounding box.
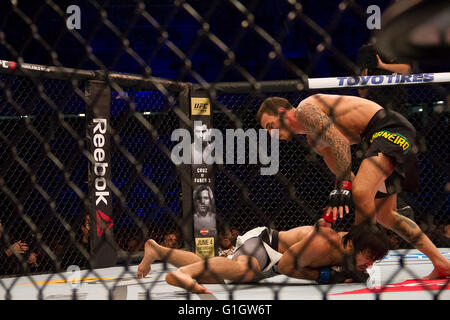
[350,270,370,283]
[317,267,349,284]
[317,266,369,284]
[322,208,335,224]
[324,180,352,222]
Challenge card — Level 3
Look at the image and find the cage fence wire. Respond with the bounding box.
[0,0,448,300]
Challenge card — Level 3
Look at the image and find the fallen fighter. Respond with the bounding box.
[137,220,389,293]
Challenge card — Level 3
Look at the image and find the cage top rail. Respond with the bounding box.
[0,59,95,81]
[203,72,450,93]
[1,59,449,93]
[0,59,188,93]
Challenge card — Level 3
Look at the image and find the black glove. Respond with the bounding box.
[350,270,370,283]
[317,267,349,284]
[317,266,369,284]
[327,180,352,209]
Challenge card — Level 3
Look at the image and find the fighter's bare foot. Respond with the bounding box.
[137,239,159,279]
[166,270,213,294]
[423,258,450,279]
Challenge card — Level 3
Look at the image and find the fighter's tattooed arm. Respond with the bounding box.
[392,213,424,249]
[295,102,352,182]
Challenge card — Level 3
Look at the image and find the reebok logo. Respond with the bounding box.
[0,60,17,69]
[96,210,113,237]
[92,119,109,206]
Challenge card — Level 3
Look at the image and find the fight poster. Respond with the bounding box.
[190,93,217,259]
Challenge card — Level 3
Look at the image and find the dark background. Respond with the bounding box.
[1,0,448,80]
[0,0,448,275]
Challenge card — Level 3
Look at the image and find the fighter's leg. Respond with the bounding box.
[165,269,213,294]
[375,194,450,279]
[352,153,395,225]
[165,255,261,293]
[137,239,203,279]
[166,237,267,292]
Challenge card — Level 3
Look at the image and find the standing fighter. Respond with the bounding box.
[137,220,389,293]
[256,94,450,279]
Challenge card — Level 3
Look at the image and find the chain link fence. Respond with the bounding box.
[213,84,449,247]
[3,78,446,277]
[0,75,185,276]
[0,75,88,275]
[0,0,449,300]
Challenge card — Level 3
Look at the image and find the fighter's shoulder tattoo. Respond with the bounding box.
[295,102,333,135]
[295,102,351,181]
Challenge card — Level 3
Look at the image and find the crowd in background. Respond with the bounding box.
[1,209,449,278]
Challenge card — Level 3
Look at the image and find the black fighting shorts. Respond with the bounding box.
[361,109,419,198]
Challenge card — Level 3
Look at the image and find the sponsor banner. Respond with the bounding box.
[0,60,17,70]
[86,81,117,268]
[1,60,449,91]
[191,97,211,116]
[195,237,215,259]
[0,59,50,72]
[308,72,450,89]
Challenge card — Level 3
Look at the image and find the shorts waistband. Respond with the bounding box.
[361,108,387,139]
[271,230,279,252]
[259,228,279,251]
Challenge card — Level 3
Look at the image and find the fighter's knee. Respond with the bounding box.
[351,183,363,201]
[237,266,253,281]
[235,256,260,282]
[352,182,374,205]
[376,209,399,228]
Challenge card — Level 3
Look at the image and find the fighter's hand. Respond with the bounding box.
[324,180,352,222]
[317,267,351,284]
[376,54,385,69]
[318,267,368,284]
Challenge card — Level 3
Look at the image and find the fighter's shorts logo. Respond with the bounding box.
[370,130,411,154]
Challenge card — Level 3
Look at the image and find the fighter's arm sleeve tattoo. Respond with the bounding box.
[295,102,352,182]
